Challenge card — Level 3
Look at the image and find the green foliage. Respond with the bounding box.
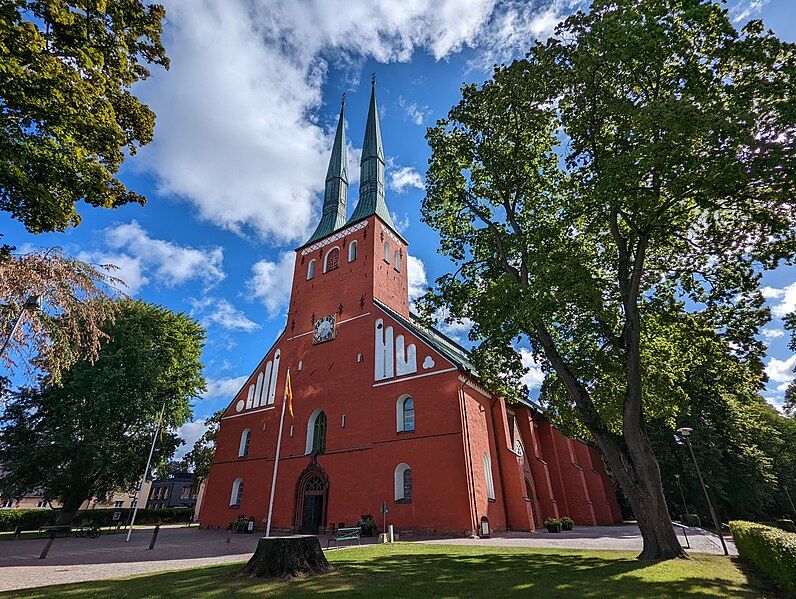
[0,1,169,233]
[730,520,796,596]
[0,507,193,532]
[421,0,796,557]
[682,514,701,527]
[0,300,205,522]
[784,313,796,417]
[759,520,796,534]
[185,409,224,483]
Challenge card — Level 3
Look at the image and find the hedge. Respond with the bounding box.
[730,520,796,597]
[0,507,194,532]
[759,519,796,534]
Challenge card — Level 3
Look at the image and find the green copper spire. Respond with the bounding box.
[348,76,395,229]
[305,97,349,245]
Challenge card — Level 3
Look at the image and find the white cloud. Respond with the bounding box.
[761,327,785,340]
[79,220,225,294]
[765,354,796,383]
[407,254,428,302]
[134,1,572,244]
[437,315,474,342]
[190,297,260,332]
[762,282,796,318]
[202,375,248,399]
[389,166,424,193]
[730,0,771,23]
[175,419,208,459]
[520,347,546,390]
[390,211,410,233]
[398,96,431,125]
[247,253,296,319]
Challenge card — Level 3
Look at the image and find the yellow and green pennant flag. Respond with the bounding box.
[285,369,294,419]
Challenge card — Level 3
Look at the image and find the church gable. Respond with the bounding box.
[372,301,463,386]
[222,331,285,419]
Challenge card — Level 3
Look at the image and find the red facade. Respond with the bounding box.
[198,211,622,535]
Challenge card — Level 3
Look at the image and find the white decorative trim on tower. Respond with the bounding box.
[300,220,368,256]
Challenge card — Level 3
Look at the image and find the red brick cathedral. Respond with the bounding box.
[198,82,622,535]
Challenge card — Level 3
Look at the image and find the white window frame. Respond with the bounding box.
[238,428,251,457]
[324,246,341,272]
[384,241,391,263]
[305,408,325,455]
[230,477,244,506]
[307,259,316,280]
[394,463,412,501]
[348,240,357,262]
[483,453,495,500]
[393,249,401,271]
[395,394,415,432]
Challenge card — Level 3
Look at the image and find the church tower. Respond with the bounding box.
[287,80,409,341]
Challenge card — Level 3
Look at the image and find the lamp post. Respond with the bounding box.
[674,473,690,549]
[0,295,42,359]
[676,427,729,556]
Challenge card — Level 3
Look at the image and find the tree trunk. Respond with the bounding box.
[595,431,686,560]
[240,536,333,580]
[54,492,86,526]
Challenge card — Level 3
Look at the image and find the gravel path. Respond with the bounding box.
[0,523,735,592]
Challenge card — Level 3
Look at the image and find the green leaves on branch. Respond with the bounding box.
[0,1,169,232]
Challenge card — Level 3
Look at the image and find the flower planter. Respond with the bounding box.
[546,523,562,533]
[561,520,573,531]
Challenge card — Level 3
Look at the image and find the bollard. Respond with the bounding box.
[389,524,394,543]
[226,528,232,544]
[12,525,22,540]
[39,532,56,559]
[148,523,161,550]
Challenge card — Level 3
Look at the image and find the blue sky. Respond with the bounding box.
[2,0,794,452]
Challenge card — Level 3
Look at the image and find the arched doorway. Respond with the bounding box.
[293,459,329,534]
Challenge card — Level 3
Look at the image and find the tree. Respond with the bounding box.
[783,313,796,417]
[0,1,168,233]
[0,300,205,525]
[185,409,224,485]
[0,248,119,387]
[421,0,796,559]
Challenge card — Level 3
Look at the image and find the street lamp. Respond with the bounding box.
[676,427,729,556]
[674,473,690,549]
[0,295,42,359]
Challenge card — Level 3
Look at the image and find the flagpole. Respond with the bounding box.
[126,402,165,542]
[265,368,289,537]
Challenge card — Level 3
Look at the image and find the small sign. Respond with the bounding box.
[380,501,389,515]
[112,511,122,521]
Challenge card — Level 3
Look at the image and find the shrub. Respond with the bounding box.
[682,513,701,527]
[730,520,796,596]
[759,519,796,534]
[0,507,194,532]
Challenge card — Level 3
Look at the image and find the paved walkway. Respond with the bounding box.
[0,523,735,593]
[418,524,737,556]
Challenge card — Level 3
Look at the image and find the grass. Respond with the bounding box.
[2,543,776,599]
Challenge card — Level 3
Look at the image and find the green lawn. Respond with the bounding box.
[3,543,775,598]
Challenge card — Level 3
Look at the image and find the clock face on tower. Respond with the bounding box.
[313,313,337,344]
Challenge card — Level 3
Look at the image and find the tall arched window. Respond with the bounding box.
[396,395,415,432]
[307,259,316,280]
[393,249,401,271]
[348,240,357,262]
[305,409,327,454]
[238,428,251,457]
[384,241,391,263]
[230,477,244,506]
[324,247,340,272]
[483,453,495,500]
[394,463,412,502]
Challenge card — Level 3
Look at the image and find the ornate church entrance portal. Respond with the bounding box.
[293,459,329,534]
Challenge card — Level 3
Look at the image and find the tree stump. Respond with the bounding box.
[240,536,333,580]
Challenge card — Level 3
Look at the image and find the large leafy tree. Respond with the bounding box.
[0,300,205,525]
[0,0,168,233]
[422,0,795,559]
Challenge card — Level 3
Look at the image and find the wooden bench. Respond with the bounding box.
[36,525,72,539]
[327,526,361,548]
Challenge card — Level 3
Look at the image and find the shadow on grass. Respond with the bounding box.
[3,546,775,599]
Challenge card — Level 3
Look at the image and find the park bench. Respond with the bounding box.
[36,525,71,539]
[327,526,361,548]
